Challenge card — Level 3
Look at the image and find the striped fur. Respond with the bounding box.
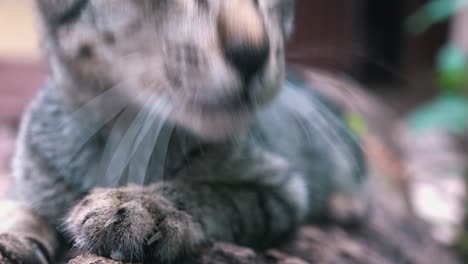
[0,1,368,263]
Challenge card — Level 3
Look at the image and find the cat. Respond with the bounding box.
[0,1,369,263]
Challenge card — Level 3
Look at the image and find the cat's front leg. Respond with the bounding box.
[66,175,308,263]
[65,185,204,263]
[66,148,309,263]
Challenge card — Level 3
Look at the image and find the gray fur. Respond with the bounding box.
[0,0,368,263]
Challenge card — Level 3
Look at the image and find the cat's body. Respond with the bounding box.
[0,1,368,263]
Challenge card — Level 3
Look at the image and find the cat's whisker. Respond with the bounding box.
[131,86,191,185]
[41,83,130,186]
[101,88,176,188]
[127,94,174,186]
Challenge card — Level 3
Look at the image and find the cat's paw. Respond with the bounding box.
[65,186,202,263]
[0,233,49,264]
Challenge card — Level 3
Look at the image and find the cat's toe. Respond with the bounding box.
[0,233,49,264]
[66,192,155,261]
[66,188,203,263]
[145,210,203,263]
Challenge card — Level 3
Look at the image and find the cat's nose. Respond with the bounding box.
[222,39,270,85]
[219,0,270,84]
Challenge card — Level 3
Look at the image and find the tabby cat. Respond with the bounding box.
[0,0,369,263]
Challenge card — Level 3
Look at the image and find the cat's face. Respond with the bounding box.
[36,0,295,140]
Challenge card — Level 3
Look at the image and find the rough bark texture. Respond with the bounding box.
[67,70,459,264]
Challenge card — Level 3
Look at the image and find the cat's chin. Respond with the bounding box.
[170,107,254,142]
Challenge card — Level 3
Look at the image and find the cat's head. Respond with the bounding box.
[36,0,295,140]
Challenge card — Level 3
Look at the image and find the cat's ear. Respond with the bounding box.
[36,0,89,26]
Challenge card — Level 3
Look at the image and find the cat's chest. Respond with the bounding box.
[69,125,212,192]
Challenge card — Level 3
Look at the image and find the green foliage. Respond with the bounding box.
[407,0,468,94]
[436,44,468,93]
[407,44,468,134]
[407,0,468,34]
[408,95,468,133]
[406,2,468,134]
[344,111,368,139]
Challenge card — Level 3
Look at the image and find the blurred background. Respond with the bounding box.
[1,0,468,260]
